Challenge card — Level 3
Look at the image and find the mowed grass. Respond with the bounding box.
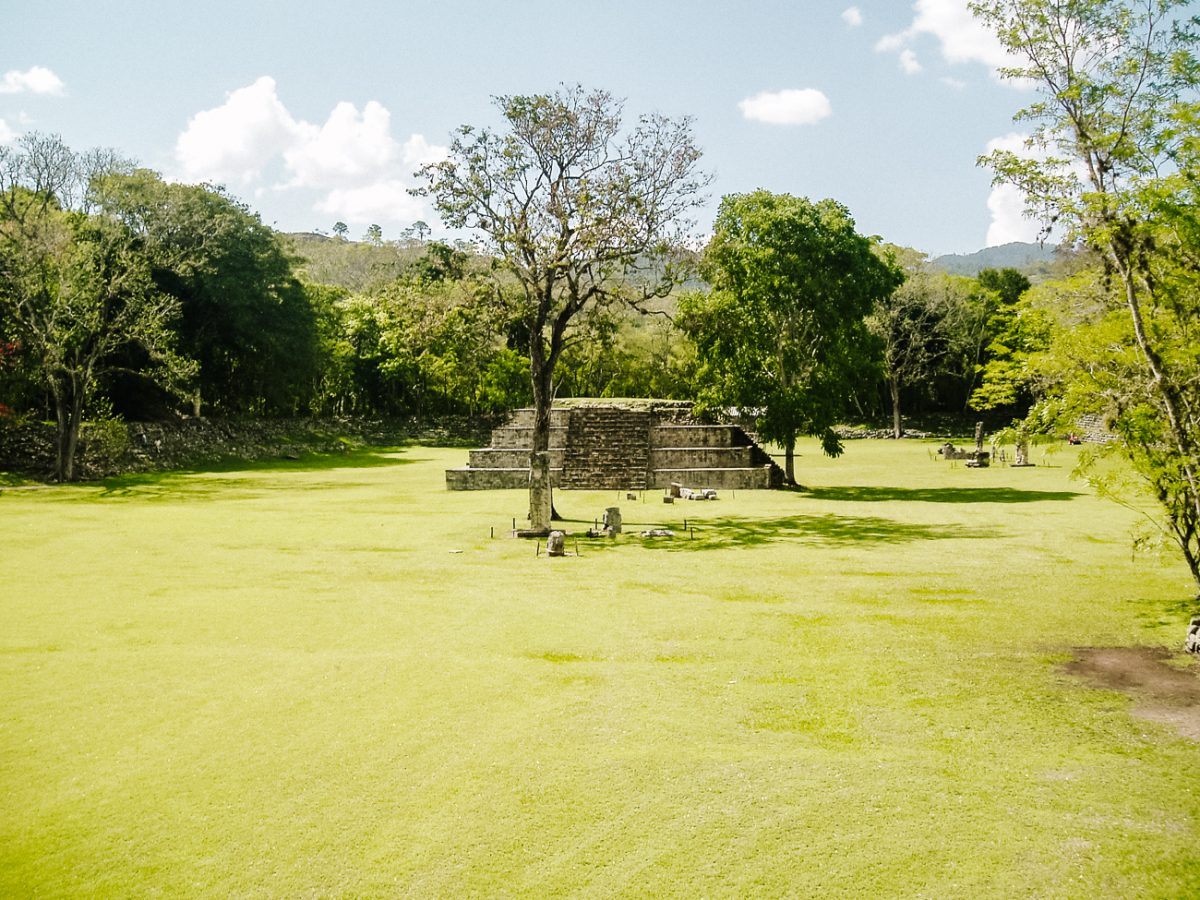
[2,440,1198,897]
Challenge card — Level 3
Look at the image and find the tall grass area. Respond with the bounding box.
[2,440,1197,896]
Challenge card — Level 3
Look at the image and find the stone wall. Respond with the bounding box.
[0,416,490,481]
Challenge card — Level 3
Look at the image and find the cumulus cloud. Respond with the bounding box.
[984,133,1044,246]
[283,100,398,189]
[315,179,428,225]
[0,118,17,144]
[174,77,446,230]
[0,66,65,96]
[739,89,832,126]
[876,0,1015,80]
[842,7,863,27]
[175,76,303,186]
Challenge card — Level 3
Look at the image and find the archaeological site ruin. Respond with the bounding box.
[445,401,785,491]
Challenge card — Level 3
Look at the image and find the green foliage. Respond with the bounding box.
[283,232,430,291]
[312,246,531,418]
[0,139,194,479]
[94,169,319,416]
[419,85,709,528]
[683,191,901,479]
[969,267,1054,412]
[868,247,991,436]
[974,0,1200,598]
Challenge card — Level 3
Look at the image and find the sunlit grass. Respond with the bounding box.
[2,440,1198,896]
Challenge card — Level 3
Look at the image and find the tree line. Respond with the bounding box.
[0,128,1043,483]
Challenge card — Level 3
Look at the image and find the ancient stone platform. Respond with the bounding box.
[445,401,785,491]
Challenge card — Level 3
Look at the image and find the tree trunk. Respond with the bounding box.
[784,433,796,486]
[889,378,903,439]
[52,378,83,482]
[528,358,554,532]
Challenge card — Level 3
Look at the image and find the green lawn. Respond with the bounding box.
[2,440,1198,897]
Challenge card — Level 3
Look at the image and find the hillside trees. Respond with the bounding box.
[419,86,709,530]
[682,191,902,483]
[973,0,1200,603]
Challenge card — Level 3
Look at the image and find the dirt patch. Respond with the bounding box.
[1063,647,1200,743]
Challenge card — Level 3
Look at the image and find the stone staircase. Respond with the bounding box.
[561,407,651,490]
[446,401,785,491]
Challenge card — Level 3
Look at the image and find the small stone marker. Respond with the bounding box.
[547,530,566,557]
[669,482,682,498]
[603,507,622,535]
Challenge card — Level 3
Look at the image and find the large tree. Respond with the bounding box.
[419,86,708,530]
[0,136,192,480]
[682,191,901,483]
[93,169,318,416]
[973,0,1200,605]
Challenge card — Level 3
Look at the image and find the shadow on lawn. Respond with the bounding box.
[90,448,417,499]
[561,513,997,552]
[802,485,1082,504]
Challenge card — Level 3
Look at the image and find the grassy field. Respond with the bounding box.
[2,440,1198,896]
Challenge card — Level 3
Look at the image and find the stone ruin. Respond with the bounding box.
[445,401,785,491]
[939,422,990,468]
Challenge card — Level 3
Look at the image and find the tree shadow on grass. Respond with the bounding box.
[89,448,418,500]
[803,485,1082,504]
[564,513,997,553]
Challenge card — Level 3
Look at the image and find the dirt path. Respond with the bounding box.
[1064,647,1200,743]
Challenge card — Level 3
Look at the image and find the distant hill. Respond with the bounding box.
[932,242,1059,278]
[282,233,429,291]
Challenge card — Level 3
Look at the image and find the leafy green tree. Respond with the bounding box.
[332,221,349,240]
[0,136,193,480]
[95,170,319,415]
[419,86,708,529]
[681,191,901,483]
[973,0,1200,603]
[969,267,1053,413]
[868,247,985,438]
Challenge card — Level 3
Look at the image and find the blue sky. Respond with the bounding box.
[3,0,1041,255]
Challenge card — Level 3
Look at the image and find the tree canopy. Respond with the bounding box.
[682,191,901,483]
[974,0,1200,602]
[419,85,709,529]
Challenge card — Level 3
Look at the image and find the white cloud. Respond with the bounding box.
[283,100,398,189]
[0,66,65,96]
[739,89,832,126]
[941,76,968,90]
[174,77,445,230]
[984,132,1044,246]
[899,49,923,75]
[876,0,1015,80]
[315,179,428,225]
[175,76,303,186]
[401,134,448,170]
[0,118,17,144]
[842,7,863,27]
